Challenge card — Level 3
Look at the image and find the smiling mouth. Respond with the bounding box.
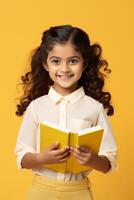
[57,75,74,78]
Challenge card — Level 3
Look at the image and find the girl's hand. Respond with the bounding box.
[36,142,70,165]
[70,145,96,166]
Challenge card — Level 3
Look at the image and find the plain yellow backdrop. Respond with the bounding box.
[0,0,133,199]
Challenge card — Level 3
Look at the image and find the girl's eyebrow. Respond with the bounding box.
[49,56,80,60]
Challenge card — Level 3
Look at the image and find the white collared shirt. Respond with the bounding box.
[14,86,118,181]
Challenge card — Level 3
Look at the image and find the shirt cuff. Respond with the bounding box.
[15,148,36,170]
[98,151,118,174]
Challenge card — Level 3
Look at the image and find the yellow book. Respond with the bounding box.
[40,121,104,174]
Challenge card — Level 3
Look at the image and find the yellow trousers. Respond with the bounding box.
[27,174,93,200]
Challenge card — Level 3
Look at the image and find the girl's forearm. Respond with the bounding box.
[21,153,41,169]
[88,154,111,173]
[21,152,111,173]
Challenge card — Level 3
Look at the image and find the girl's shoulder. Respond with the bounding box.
[32,94,48,104]
[84,94,102,106]
[30,94,49,107]
[26,94,50,119]
[83,94,103,111]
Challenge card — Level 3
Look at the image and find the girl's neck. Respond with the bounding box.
[52,84,80,96]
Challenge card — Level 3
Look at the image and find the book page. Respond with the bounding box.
[77,125,102,135]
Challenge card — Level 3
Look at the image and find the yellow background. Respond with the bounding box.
[0,0,133,199]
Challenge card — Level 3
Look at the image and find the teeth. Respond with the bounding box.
[57,75,72,77]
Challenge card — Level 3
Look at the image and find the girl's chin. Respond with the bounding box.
[57,83,74,88]
[55,79,74,87]
[55,82,78,90]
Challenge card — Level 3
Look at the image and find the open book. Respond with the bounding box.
[40,121,104,174]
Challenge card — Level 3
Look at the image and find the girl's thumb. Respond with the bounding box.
[49,141,59,150]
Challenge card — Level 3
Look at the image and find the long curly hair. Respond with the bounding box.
[16,25,114,116]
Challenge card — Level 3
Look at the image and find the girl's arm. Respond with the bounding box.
[15,102,70,169]
[96,103,118,173]
[21,152,40,169]
[90,154,111,173]
[70,146,111,173]
[14,102,38,169]
[71,103,117,174]
[21,142,70,169]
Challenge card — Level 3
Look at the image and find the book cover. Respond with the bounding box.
[40,121,104,174]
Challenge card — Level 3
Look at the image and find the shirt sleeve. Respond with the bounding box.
[96,103,118,174]
[14,101,38,169]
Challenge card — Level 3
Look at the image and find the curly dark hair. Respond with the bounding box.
[15,25,114,116]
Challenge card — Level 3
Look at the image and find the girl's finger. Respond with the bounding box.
[77,145,91,153]
[54,146,70,156]
[58,156,69,163]
[73,148,87,157]
[57,151,70,160]
[73,152,85,162]
[49,142,60,150]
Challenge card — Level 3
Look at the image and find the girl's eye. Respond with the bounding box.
[51,59,60,65]
[68,59,78,64]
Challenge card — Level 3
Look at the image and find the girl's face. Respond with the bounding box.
[44,41,85,96]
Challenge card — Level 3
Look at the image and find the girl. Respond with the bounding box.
[15,25,117,200]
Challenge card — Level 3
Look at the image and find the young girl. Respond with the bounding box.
[15,25,117,200]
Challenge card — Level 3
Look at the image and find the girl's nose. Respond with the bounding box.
[61,62,71,73]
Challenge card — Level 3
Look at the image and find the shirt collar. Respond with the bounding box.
[48,85,85,104]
